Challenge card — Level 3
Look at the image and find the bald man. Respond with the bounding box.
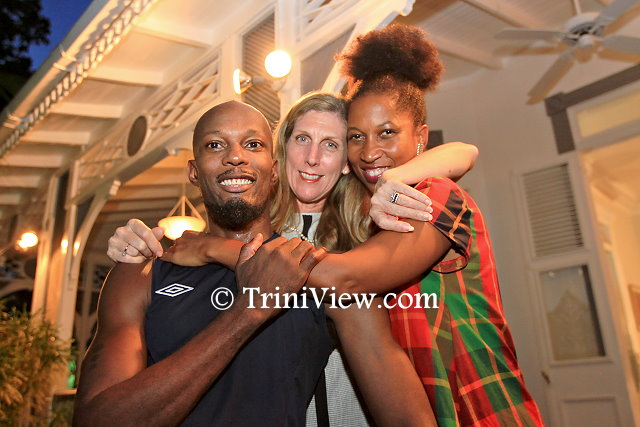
[73,102,332,426]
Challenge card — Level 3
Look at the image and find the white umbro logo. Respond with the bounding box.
[155,283,194,297]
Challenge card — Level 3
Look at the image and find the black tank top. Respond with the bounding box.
[145,240,332,426]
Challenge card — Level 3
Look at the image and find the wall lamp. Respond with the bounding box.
[0,231,38,259]
[17,231,39,249]
[233,50,292,95]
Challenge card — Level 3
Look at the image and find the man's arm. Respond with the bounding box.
[327,303,436,427]
[74,261,270,426]
[74,236,325,426]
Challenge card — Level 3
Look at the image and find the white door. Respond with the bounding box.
[512,157,639,426]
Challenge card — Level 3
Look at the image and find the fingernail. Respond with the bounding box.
[157,251,163,257]
[421,213,431,221]
[427,207,433,213]
[406,225,414,232]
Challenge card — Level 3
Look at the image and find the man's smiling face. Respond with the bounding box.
[189,101,277,230]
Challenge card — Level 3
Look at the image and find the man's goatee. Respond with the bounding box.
[207,198,266,231]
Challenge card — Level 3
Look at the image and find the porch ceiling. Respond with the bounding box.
[1,0,638,249]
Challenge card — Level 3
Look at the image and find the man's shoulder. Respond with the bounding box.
[108,259,154,283]
[101,260,153,311]
[152,258,234,278]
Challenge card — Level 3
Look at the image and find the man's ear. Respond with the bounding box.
[188,160,200,187]
[417,124,429,148]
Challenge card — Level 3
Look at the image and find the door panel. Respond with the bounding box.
[513,158,637,426]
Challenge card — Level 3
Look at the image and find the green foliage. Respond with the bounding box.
[0,0,51,109]
[49,395,75,427]
[0,301,71,426]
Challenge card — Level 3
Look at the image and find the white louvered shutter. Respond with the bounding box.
[242,14,280,125]
[522,163,584,257]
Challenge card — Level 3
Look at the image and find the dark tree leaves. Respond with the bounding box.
[0,0,51,110]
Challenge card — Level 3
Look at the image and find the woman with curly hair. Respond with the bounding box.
[317,24,544,425]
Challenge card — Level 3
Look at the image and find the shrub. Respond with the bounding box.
[0,301,71,426]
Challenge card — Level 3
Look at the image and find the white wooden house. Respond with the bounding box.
[1,0,639,424]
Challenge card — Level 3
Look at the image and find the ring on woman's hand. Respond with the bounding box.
[390,192,400,204]
[121,244,129,257]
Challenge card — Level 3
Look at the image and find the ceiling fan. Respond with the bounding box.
[495,0,640,101]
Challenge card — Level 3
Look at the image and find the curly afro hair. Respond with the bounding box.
[337,24,444,125]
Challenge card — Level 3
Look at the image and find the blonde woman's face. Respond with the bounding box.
[285,110,349,213]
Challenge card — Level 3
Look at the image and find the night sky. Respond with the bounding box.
[28,0,94,70]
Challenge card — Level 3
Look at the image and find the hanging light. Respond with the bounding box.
[17,231,39,249]
[158,184,206,240]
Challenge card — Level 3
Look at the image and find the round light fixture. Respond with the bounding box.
[17,231,39,249]
[264,50,292,79]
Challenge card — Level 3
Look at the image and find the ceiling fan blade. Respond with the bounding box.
[496,28,565,41]
[595,0,640,26]
[602,34,640,54]
[528,50,575,99]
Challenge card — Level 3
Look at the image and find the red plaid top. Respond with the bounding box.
[388,177,544,426]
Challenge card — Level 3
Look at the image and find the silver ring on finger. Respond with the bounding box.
[390,192,400,204]
[121,244,129,257]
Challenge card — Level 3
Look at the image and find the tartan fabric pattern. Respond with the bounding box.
[388,177,544,427]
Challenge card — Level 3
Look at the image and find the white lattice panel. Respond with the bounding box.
[76,51,221,194]
[299,0,357,40]
[77,133,128,189]
[148,56,220,137]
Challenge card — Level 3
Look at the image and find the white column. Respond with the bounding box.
[56,178,120,343]
[275,0,302,113]
[31,176,60,316]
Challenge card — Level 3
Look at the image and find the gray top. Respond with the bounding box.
[283,213,371,427]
